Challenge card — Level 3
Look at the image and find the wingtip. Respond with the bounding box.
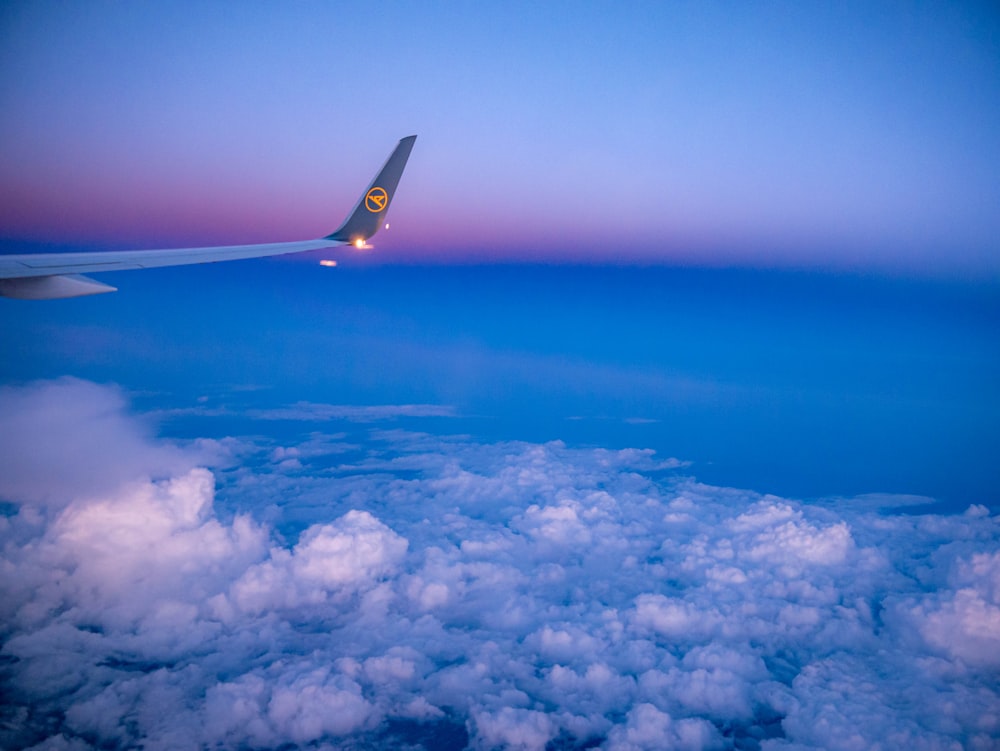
[325,135,417,243]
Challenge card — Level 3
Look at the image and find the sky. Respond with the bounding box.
[1,1,999,276]
[2,3,1000,751]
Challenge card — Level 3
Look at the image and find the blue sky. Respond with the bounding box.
[2,1,999,275]
[2,3,1000,750]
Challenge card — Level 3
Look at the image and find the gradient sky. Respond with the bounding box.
[2,5,1000,750]
[2,1,999,276]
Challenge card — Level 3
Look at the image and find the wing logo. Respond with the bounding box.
[365,187,388,213]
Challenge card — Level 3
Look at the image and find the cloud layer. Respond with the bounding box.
[1,379,998,750]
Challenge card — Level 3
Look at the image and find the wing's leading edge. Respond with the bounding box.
[0,135,417,299]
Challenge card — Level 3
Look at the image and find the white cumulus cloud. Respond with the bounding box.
[1,379,998,750]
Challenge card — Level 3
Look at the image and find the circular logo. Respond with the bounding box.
[365,187,388,213]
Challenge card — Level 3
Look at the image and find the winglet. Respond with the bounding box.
[326,135,417,245]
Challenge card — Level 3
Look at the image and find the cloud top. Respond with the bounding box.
[1,379,997,750]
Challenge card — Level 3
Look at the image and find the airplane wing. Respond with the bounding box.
[0,135,416,300]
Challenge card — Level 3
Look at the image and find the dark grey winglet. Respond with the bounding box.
[326,135,417,244]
